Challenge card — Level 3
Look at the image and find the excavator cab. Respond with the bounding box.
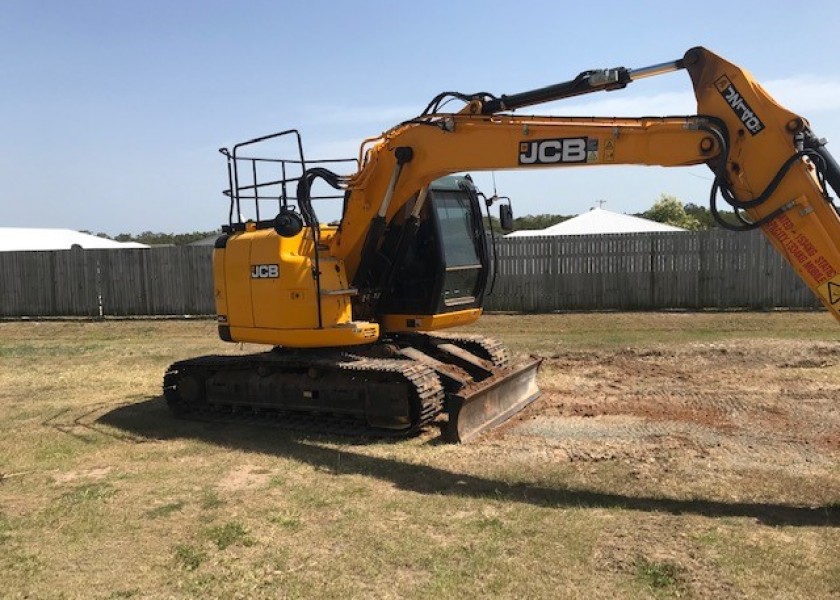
[376,175,491,320]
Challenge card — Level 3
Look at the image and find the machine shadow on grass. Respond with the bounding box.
[98,397,840,529]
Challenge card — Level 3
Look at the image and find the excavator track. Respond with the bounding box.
[164,350,444,437]
[162,334,540,442]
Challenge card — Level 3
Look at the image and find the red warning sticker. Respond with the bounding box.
[766,214,837,285]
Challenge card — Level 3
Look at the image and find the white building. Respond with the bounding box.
[506,207,686,237]
[0,228,150,251]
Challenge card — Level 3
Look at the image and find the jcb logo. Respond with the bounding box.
[251,264,279,279]
[519,137,588,165]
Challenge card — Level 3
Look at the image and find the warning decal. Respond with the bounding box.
[586,138,599,163]
[604,139,615,162]
[828,281,840,305]
[818,276,840,306]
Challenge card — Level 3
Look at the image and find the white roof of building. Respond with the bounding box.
[506,207,686,237]
[0,228,150,251]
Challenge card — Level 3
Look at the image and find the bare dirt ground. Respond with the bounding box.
[497,338,840,468]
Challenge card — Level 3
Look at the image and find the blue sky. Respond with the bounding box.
[3,0,840,234]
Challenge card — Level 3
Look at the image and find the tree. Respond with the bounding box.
[80,230,114,239]
[683,202,716,229]
[642,194,702,230]
[684,202,740,229]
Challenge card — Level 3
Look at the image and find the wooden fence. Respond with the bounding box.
[0,230,822,318]
[484,230,820,312]
[0,247,215,317]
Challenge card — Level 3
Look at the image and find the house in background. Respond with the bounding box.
[505,207,686,237]
[0,228,150,251]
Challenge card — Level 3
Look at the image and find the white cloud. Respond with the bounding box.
[762,78,840,112]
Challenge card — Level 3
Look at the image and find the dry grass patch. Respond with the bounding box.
[0,314,838,598]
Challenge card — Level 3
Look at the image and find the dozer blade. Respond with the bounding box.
[445,357,542,443]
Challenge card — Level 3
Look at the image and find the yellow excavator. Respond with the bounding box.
[165,47,840,442]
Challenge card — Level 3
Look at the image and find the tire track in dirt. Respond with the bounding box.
[492,340,840,470]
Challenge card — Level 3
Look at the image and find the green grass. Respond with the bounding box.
[0,342,107,357]
[268,510,302,530]
[203,521,254,550]
[107,590,142,599]
[200,488,225,510]
[173,544,206,571]
[465,310,840,354]
[469,516,505,532]
[144,501,185,519]
[634,558,684,595]
[58,482,116,506]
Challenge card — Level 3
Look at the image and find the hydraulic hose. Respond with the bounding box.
[699,122,830,231]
